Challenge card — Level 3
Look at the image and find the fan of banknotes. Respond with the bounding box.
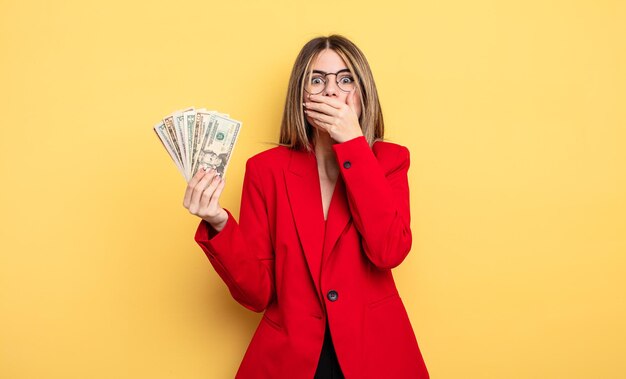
[154,108,242,181]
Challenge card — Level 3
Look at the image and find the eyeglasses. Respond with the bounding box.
[304,69,357,95]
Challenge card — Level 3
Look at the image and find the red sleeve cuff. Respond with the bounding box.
[332,135,375,173]
[194,209,236,252]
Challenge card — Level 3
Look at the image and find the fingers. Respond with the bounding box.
[308,94,345,109]
[198,173,223,211]
[183,165,227,225]
[303,101,338,117]
[304,109,334,128]
[184,169,207,208]
[208,177,226,210]
[188,169,218,214]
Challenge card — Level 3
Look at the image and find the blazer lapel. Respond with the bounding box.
[322,175,352,268]
[284,148,353,301]
[284,149,325,301]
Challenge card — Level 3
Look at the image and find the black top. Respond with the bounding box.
[314,320,345,379]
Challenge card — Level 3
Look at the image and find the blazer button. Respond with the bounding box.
[327,290,338,302]
[343,161,351,169]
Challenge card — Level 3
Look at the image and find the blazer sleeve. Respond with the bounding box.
[332,136,412,270]
[194,158,275,312]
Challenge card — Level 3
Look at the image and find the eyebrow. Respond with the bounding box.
[311,69,351,75]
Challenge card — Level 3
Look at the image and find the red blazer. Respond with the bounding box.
[195,136,429,378]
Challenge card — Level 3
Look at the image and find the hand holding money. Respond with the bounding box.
[183,168,228,231]
[153,107,242,182]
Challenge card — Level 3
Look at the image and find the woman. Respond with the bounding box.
[183,35,430,379]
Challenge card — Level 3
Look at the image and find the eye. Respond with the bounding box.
[339,76,354,84]
[310,76,324,85]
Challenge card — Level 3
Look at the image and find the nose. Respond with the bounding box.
[322,75,339,96]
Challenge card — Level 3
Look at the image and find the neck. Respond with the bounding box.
[313,131,339,180]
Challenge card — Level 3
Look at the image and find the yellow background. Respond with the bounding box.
[1,0,625,377]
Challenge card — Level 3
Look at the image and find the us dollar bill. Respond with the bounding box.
[155,107,242,182]
[183,108,196,178]
[154,121,185,178]
[195,114,242,179]
[162,115,185,178]
[192,110,217,176]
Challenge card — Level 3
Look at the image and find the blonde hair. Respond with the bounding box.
[279,35,384,151]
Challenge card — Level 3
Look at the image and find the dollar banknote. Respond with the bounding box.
[154,108,242,181]
[195,114,241,178]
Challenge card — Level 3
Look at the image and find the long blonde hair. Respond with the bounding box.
[279,35,384,151]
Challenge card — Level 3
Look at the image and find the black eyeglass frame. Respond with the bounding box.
[303,69,357,95]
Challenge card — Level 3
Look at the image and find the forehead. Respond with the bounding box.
[311,49,348,71]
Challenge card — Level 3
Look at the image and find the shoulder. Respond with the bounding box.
[372,139,409,157]
[372,139,410,172]
[245,144,292,175]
